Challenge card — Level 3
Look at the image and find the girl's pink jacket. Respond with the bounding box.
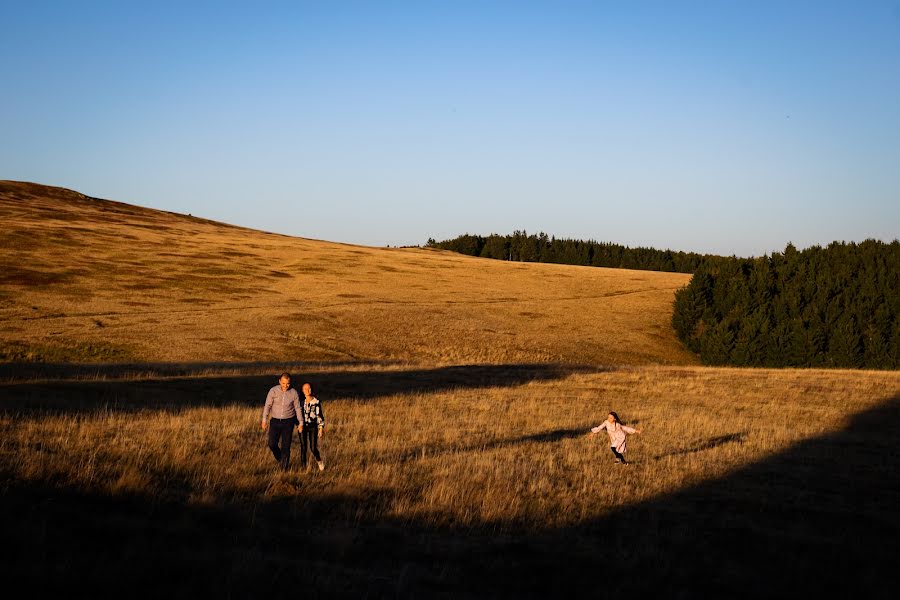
[591,421,638,453]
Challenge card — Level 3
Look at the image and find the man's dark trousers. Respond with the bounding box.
[267,417,295,470]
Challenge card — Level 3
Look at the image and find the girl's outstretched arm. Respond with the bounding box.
[622,425,643,434]
[588,422,606,438]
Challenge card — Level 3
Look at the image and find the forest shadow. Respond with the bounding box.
[0,360,400,382]
[0,363,601,415]
[1,396,897,598]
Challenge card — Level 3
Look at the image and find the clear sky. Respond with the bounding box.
[2,1,899,256]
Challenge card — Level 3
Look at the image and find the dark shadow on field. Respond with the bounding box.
[0,363,600,415]
[652,431,748,459]
[0,360,402,382]
[397,427,587,463]
[1,396,898,598]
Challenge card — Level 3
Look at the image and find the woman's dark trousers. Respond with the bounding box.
[267,417,294,470]
[300,426,322,465]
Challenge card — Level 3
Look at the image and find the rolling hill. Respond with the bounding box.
[2,181,900,597]
[0,180,696,367]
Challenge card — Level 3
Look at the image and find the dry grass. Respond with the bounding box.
[4,365,897,523]
[1,181,694,366]
[2,365,898,596]
[2,182,899,596]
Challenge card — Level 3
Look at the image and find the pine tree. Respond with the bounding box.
[700,319,735,365]
[827,315,863,368]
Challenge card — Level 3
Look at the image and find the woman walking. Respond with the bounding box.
[589,411,642,464]
[299,382,326,471]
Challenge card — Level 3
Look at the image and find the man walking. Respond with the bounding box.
[261,372,303,471]
[299,382,326,471]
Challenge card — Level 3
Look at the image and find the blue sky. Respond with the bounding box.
[2,1,899,256]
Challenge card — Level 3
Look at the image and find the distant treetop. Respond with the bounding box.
[426,231,725,274]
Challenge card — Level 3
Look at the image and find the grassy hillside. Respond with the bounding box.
[2,181,899,597]
[0,181,695,366]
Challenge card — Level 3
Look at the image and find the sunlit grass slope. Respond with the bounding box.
[0,181,695,366]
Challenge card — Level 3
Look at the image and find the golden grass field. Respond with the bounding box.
[1,182,899,597]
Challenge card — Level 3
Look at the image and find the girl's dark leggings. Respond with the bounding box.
[610,447,626,462]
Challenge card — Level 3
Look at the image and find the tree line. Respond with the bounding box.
[428,232,900,369]
[672,240,900,368]
[426,232,718,273]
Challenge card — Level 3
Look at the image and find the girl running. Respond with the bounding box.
[589,411,642,464]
